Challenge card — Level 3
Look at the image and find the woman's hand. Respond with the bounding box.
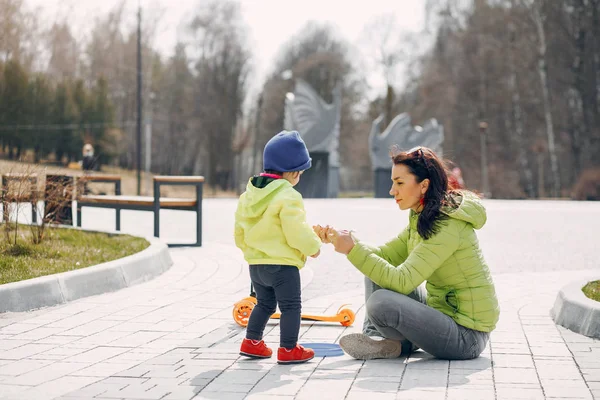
[325,227,356,255]
[313,225,356,254]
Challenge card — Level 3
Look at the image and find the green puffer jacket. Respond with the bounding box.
[234,177,321,269]
[347,191,499,332]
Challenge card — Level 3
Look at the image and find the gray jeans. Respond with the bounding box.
[363,278,489,360]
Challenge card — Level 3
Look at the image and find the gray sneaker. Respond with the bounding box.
[339,333,403,360]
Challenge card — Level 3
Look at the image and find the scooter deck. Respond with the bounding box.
[233,296,355,327]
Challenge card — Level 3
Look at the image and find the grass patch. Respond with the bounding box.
[0,226,149,285]
[582,281,600,302]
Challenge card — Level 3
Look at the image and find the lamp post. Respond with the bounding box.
[479,121,490,198]
[136,4,143,195]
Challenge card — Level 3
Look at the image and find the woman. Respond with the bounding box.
[315,146,499,360]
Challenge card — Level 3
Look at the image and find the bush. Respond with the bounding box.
[582,280,600,302]
[572,168,600,201]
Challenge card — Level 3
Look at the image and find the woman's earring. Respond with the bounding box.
[419,197,425,206]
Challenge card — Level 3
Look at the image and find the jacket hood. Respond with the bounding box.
[238,177,291,219]
[440,191,487,229]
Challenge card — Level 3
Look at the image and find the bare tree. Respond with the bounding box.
[153,43,195,175]
[529,0,560,197]
[250,22,369,190]
[46,22,79,80]
[80,1,162,170]
[187,0,251,190]
[0,0,39,68]
[507,3,535,197]
[359,14,416,127]
[392,0,600,198]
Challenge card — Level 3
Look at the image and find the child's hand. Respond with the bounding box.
[310,249,320,258]
[313,225,332,243]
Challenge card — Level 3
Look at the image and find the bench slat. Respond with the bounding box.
[2,173,38,180]
[79,195,196,207]
[78,174,121,182]
[153,176,205,183]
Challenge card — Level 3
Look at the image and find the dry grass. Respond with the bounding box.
[0,225,149,285]
[582,281,600,302]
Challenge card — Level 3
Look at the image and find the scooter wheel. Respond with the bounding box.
[339,308,355,327]
[233,300,255,327]
[241,296,258,305]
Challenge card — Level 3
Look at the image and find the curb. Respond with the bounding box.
[551,278,600,339]
[0,233,173,313]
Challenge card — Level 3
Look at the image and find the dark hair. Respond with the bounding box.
[391,146,449,240]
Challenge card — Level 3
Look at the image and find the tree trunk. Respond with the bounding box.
[507,19,535,197]
[567,89,583,179]
[385,84,394,128]
[588,0,600,164]
[589,0,600,125]
[537,152,545,198]
[533,1,560,197]
[34,145,41,163]
[235,152,243,194]
[572,0,594,170]
[477,19,490,197]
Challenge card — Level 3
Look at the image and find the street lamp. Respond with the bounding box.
[136,4,143,195]
[479,121,490,198]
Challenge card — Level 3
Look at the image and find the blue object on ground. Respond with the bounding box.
[300,342,344,357]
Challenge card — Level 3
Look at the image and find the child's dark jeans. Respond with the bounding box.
[246,264,301,349]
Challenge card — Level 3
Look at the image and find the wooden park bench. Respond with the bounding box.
[77,173,122,226]
[1,173,40,224]
[78,174,122,195]
[77,176,204,247]
[2,173,123,226]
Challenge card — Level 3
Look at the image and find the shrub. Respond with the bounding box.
[572,168,600,201]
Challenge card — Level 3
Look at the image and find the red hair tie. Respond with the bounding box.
[259,173,282,179]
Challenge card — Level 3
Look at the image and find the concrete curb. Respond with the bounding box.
[551,277,600,339]
[0,232,173,313]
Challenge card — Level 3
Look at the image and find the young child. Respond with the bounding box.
[234,130,321,364]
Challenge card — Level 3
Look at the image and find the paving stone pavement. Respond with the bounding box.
[0,199,599,399]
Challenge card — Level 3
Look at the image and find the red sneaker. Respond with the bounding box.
[277,344,315,364]
[239,338,272,359]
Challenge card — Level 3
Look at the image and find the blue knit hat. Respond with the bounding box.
[263,130,312,172]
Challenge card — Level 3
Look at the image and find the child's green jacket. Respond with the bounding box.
[234,177,321,269]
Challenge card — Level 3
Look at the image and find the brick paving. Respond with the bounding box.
[0,199,598,399]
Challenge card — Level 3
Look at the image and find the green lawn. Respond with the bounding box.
[582,280,600,302]
[0,226,149,285]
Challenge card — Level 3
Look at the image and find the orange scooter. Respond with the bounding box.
[232,285,355,328]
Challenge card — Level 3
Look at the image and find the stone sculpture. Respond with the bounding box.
[284,79,342,198]
[369,113,444,198]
